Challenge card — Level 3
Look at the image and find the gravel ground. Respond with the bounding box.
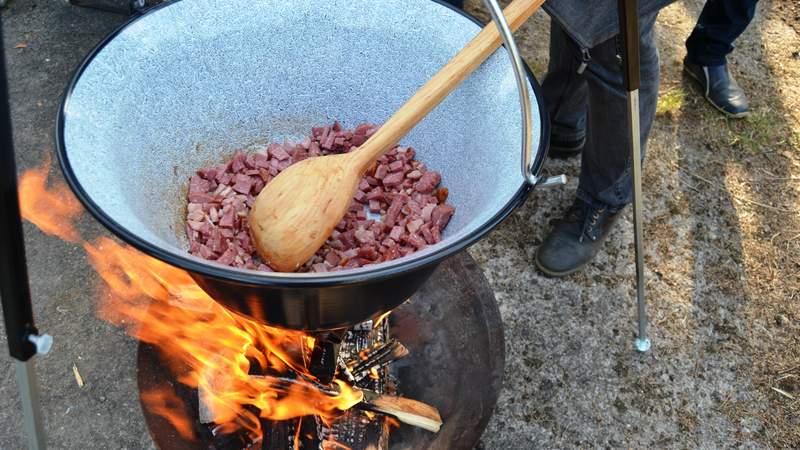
[1,0,798,449]
[468,0,800,448]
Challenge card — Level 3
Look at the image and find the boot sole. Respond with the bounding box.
[683,66,750,120]
[534,251,592,278]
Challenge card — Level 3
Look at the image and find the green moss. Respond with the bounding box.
[656,88,687,118]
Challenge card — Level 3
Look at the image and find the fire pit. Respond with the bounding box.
[137,253,504,449]
[48,1,540,446]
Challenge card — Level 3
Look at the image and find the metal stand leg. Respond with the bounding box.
[627,91,650,353]
[15,359,47,450]
[618,0,650,353]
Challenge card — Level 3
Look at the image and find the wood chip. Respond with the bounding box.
[72,363,85,388]
[770,386,795,400]
[14,43,27,49]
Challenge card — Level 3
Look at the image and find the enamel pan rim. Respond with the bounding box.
[55,0,550,288]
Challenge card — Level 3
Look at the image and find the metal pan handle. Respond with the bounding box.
[482,0,565,188]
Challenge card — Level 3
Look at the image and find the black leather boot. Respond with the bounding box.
[683,58,750,119]
[535,199,621,277]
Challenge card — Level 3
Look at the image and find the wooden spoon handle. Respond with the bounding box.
[350,0,545,170]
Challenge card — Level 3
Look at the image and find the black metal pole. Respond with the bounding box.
[0,19,49,450]
[617,0,650,352]
[617,0,641,93]
[0,15,38,363]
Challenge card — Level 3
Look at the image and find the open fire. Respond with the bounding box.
[19,158,440,449]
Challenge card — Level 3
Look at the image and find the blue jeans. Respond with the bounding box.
[541,15,660,212]
[685,0,758,66]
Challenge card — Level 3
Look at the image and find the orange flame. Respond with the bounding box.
[18,156,82,242]
[19,161,363,439]
[140,387,197,441]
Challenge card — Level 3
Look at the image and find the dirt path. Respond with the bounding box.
[466,0,799,448]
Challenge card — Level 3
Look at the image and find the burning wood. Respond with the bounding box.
[196,320,441,449]
[347,339,410,383]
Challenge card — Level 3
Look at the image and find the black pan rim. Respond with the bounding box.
[55,0,551,288]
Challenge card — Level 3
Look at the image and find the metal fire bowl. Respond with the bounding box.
[137,253,505,449]
[57,0,548,330]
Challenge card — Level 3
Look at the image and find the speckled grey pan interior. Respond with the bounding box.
[58,0,545,279]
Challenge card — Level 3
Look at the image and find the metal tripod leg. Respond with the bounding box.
[618,0,651,353]
[627,91,650,353]
[15,359,47,450]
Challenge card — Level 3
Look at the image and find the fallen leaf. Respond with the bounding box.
[72,363,85,388]
[770,386,795,400]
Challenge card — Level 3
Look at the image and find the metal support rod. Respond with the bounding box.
[482,0,534,184]
[627,92,650,352]
[0,18,50,449]
[15,360,47,450]
[617,0,650,352]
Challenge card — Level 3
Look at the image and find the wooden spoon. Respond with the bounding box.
[250,0,544,272]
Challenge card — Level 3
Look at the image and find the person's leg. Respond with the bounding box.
[540,19,589,156]
[686,0,759,66]
[684,0,758,118]
[577,13,659,211]
[535,13,660,277]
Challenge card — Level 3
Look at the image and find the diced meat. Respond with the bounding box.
[382,171,405,187]
[189,175,211,195]
[431,204,455,230]
[351,134,367,146]
[268,144,291,161]
[374,164,389,179]
[186,122,455,273]
[231,174,253,194]
[354,123,373,135]
[231,151,246,172]
[366,188,384,201]
[197,168,217,180]
[253,153,270,168]
[436,187,449,203]
[369,200,381,213]
[404,233,427,250]
[389,226,404,241]
[354,228,374,245]
[422,204,436,222]
[196,244,217,259]
[324,252,341,266]
[406,218,423,234]
[216,247,237,265]
[219,209,235,228]
[357,246,379,260]
[406,170,423,180]
[388,160,405,172]
[413,171,441,193]
[384,196,405,228]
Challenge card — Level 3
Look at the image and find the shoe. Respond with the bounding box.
[683,58,750,119]
[549,135,585,158]
[535,199,621,277]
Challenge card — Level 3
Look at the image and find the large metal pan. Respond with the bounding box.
[56,0,550,331]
